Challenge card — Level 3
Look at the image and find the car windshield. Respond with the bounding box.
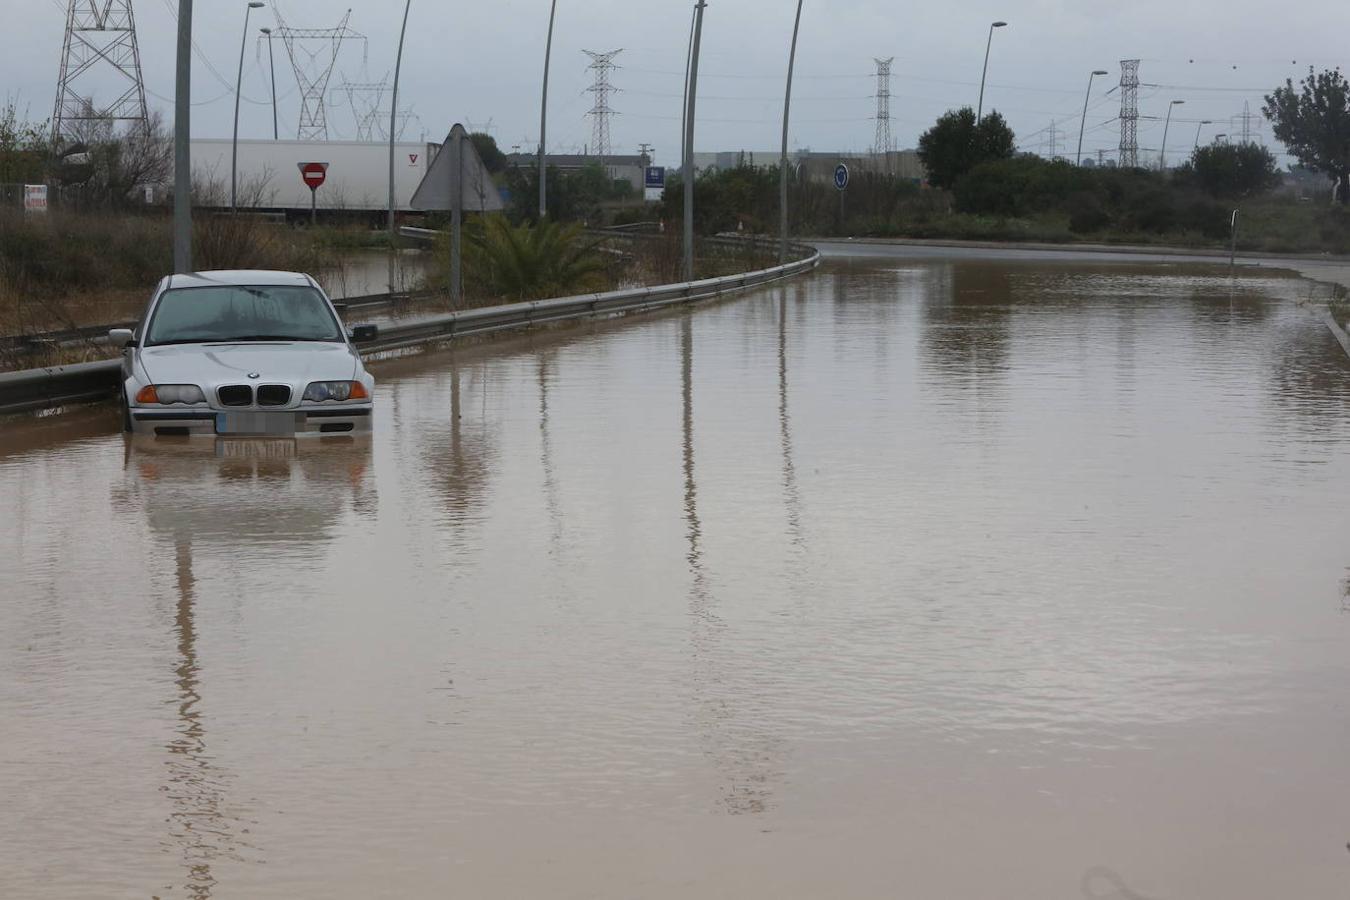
[145,285,343,346]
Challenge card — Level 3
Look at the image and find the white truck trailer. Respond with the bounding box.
[189,139,437,219]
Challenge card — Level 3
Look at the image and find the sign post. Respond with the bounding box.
[834,163,849,230]
[644,166,666,203]
[298,162,329,225]
[23,185,48,214]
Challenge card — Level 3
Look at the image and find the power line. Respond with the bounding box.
[155,0,268,103]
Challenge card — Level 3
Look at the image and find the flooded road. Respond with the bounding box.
[2,256,1349,899]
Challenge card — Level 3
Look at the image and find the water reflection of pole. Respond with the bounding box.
[682,314,784,815]
[451,367,461,459]
[778,288,803,546]
[681,316,703,578]
[168,540,222,900]
[538,354,564,554]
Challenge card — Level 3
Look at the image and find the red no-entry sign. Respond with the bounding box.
[298,162,329,190]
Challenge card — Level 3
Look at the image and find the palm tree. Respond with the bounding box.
[449,216,607,303]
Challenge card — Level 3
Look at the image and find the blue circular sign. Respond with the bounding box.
[834,163,850,191]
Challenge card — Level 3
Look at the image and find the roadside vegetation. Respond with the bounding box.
[5,63,1349,356]
[657,141,1348,255]
[427,217,608,303]
[651,68,1350,255]
[0,105,373,345]
[423,215,777,308]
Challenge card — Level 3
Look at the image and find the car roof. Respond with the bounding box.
[164,270,317,290]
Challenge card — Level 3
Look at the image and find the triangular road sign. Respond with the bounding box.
[411,123,504,213]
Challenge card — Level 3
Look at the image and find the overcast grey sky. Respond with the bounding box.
[4,0,1345,166]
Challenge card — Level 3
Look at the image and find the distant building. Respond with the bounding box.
[686,148,926,184]
[795,150,925,184]
[503,152,650,192]
[690,150,781,173]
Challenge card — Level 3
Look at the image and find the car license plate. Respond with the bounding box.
[216,438,297,460]
[215,412,298,436]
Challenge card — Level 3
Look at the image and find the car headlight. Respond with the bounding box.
[134,384,206,405]
[303,381,370,403]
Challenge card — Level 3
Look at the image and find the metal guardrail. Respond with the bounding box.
[0,291,418,359]
[0,358,124,416]
[1324,309,1350,360]
[359,243,818,356]
[0,242,820,418]
[398,226,441,244]
[0,320,138,356]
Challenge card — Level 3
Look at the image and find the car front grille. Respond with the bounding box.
[256,385,292,407]
[217,384,253,407]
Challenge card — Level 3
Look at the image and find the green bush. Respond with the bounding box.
[954,157,1092,217]
[1176,143,1281,198]
[432,216,608,303]
[1119,186,1177,234]
[1066,191,1111,234]
[1177,198,1233,241]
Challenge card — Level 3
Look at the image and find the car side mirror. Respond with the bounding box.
[108,328,136,348]
[350,324,379,344]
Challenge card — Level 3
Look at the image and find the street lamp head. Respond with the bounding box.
[1171,99,1185,105]
[992,21,1007,27]
[248,1,264,7]
[1092,70,1109,76]
[260,26,271,34]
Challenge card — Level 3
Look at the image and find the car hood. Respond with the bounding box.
[139,342,359,388]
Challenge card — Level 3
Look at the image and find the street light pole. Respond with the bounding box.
[976,20,1007,121]
[779,0,804,265]
[260,27,278,140]
[173,0,193,272]
[1076,69,1108,167]
[680,4,696,182]
[387,0,411,291]
[1160,99,1184,171]
[538,0,558,220]
[231,1,264,212]
[1193,119,1212,151]
[683,0,707,283]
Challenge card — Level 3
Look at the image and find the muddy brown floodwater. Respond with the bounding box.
[2,255,1349,899]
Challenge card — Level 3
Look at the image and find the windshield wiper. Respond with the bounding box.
[205,335,321,343]
[148,335,332,346]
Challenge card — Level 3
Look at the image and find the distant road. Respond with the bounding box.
[809,237,1350,291]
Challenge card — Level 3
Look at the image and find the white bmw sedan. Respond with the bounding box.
[112,271,378,437]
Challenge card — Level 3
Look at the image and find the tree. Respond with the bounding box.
[469,132,507,175]
[917,107,1016,190]
[504,162,632,225]
[1264,68,1350,205]
[953,156,1091,217]
[0,104,52,184]
[1180,143,1281,198]
[50,111,172,208]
